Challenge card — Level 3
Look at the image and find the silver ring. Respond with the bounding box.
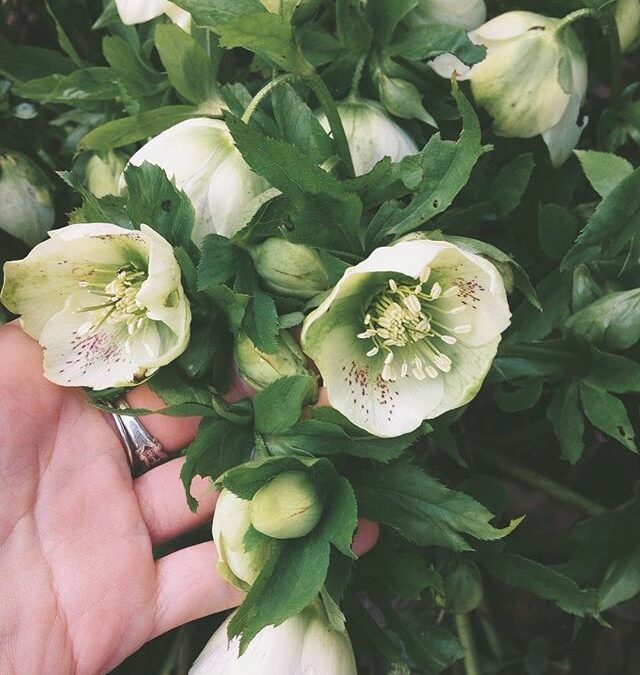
[109,397,168,477]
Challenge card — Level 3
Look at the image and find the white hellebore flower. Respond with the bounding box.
[125,119,271,245]
[432,11,588,167]
[409,0,487,30]
[301,240,511,437]
[115,0,191,30]
[318,99,418,176]
[1,223,190,389]
[189,602,357,675]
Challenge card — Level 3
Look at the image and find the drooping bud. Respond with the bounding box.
[0,151,53,248]
[85,151,126,198]
[189,600,357,675]
[250,238,330,299]
[317,98,418,176]
[441,560,484,614]
[212,489,270,588]
[250,471,323,539]
[234,329,315,392]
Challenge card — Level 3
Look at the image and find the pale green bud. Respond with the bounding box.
[250,238,330,299]
[250,471,323,539]
[85,151,126,198]
[441,560,484,614]
[212,489,270,588]
[0,151,53,248]
[616,0,640,52]
[234,329,315,392]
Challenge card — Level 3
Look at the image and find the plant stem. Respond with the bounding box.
[555,8,596,35]
[241,73,295,123]
[456,613,482,675]
[348,55,367,100]
[304,74,355,177]
[483,451,605,516]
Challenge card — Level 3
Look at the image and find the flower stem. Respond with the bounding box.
[348,55,367,100]
[555,8,596,35]
[241,73,295,123]
[304,74,355,178]
[455,613,482,675]
[483,450,605,516]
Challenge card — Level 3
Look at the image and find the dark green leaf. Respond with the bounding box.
[388,23,486,65]
[574,149,633,198]
[197,234,238,290]
[253,375,316,434]
[579,383,637,453]
[492,153,534,217]
[547,381,585,464]
[15,68,119,104]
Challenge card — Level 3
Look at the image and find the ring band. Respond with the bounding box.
[109,397,168,476]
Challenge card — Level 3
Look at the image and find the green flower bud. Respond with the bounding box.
[565,288,640,352]
[616,0,640,52]
[0,151,53,248]
[85,151,126,198]
[234,329,315,393]
[441,560,484,614]
[212,489,270,588]
[250,471,323,539]
[250,238,330,299]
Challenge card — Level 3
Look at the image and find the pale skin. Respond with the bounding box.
[0,323,379,675]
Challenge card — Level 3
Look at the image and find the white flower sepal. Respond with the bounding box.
[189,601,357,675]
[301,239,511,438]
[408,0,487,30]
[115,0,191,30]
[123,118,272,245]
[318,98,418,176]
[1,223,190,390]
[431,11,588,167]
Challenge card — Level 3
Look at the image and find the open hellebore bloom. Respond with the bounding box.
[189,601,357,675]
[318,99,418,176]
[433,11,588,167]
[1,223,190,389]
[408,0,487,30]
[115,0,191,30]
[301,240,511,437]
[125,119,271,245]
[0,151,54,248]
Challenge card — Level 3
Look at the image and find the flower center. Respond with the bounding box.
[77,263,148,334]
[358,267,471,382]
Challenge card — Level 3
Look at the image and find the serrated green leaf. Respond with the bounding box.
[253,375,316,434]
[318,476,358,557]
[574,149,633,198]
[197,234,237,290]
[580,383,637,453]
[80,105,196,150]
[538,203,579,261]
[387,23,486,65]
[171,0,266,28]
[492,153,534,217]
[547,381,585,464]
[353,462,521,551]
[180,417,254,511]
[0,35,76,82]
[15,68,119,104]
[155,23,221,106]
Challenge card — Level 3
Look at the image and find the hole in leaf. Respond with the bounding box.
[161,199,172,212]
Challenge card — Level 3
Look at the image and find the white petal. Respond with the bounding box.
[164,2,192,30]
[39,291,166,388]
[429,337,500,418]
[429,53,473,80]
[542,94,588,168]
[470,11,556,44]
[1,223,144,338]
[115,0,169,24]
[318,99,418,176]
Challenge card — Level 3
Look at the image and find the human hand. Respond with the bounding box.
[0,323,378,675]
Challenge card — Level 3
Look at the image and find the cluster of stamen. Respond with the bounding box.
[76,264,148,336]
[358,267,471,382]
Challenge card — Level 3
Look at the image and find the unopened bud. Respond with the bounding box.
[442,560,484,614]
[250,238,330,299]
[250,471,323,539]
[234,329,315,393]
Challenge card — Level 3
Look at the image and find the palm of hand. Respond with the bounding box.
[0,324,237,675]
